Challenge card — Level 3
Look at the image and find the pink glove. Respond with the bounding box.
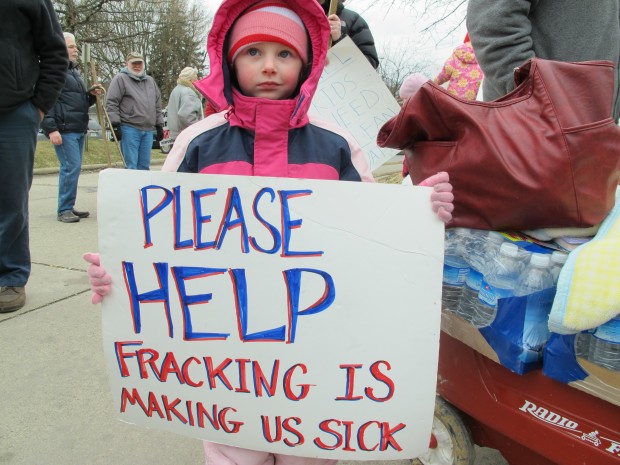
[418,172,454,223]
[83,252,112,304]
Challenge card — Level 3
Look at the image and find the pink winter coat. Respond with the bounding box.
[162,0,373,183]
[433,41,483,100]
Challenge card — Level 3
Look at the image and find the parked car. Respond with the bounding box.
[87,119,102,139]
[159,107,173,154]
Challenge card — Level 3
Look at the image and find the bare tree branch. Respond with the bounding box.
[53,0,212,103]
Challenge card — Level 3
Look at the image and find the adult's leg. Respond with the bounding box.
[120,124,140,169]
[203,442,273,465]
[54,132,85,214]
[136,129,152,171]
[0,101,39,287]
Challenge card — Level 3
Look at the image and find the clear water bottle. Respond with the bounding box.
[456,231,505,324]
[473,242,521,327]
[485,232,505,258]
[549,250,569,285]
[516,247,533,275]
[575,330,593,359]
[483,232,506,273]
[442,229,469,312]
[588,316,620,371]
[515,253,555,351]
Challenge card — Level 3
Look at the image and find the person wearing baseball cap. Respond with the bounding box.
[105,51,164,170]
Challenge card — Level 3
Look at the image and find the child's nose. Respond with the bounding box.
[262,55,276,73]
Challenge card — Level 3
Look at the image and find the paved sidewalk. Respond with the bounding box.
[1,170,206,465]
[0,163,506,465]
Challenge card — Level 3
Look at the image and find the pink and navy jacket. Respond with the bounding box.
[162,0,373,183]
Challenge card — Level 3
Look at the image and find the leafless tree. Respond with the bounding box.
[149,0,210,103]
[378,41,434,99]
[377,0,467,37]
[53,0,212,104]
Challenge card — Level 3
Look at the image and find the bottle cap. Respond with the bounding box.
[500,242,519,257]
[452,228,468,235]
[530,253,550,267]
[487,232,505,245]
[551,250,568,265]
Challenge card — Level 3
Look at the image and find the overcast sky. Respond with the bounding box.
[346,0,467,73]
[203,0,467,76]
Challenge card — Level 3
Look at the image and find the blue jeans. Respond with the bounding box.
[0,101,39,287]
[54,132,85,214]
[120,124,152,170]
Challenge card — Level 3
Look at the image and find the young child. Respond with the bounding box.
[161,0,375,181]
[84,1,454,464]
[433,33,483,101]
[399,72,429,102]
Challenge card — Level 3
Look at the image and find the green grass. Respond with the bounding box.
[34,137,167,170]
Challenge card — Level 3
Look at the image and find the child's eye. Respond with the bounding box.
[247,48,260,56]
[279,50,292,58]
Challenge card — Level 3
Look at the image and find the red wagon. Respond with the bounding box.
[415,331,620,465]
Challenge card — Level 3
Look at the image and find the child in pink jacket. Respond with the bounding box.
[84,1,454,464]
[433,33,483,100]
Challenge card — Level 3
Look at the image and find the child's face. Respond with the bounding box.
[233,42,304,100]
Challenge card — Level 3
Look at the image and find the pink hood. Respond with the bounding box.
[194,0,330,130]
[164,0,373,182]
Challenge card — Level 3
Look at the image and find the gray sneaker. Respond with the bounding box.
[0,286,26,313]
[72,209,90,218]
[58,211,80,223]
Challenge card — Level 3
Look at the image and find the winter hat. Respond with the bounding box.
[227,0,309,65]
[179,66,198,80]
[399,73,429,99]
[126,51,144,64]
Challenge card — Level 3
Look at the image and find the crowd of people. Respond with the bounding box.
[1,0,619,463]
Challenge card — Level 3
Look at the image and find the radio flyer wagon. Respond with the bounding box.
[413,330,620,465]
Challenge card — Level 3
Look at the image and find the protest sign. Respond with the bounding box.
[310,36,402,172]
[97,169,443,460]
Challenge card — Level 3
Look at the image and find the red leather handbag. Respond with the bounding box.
[377,58,620,231]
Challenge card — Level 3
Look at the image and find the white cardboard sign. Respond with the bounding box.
[310,36,402,172]
[97,169,443,460]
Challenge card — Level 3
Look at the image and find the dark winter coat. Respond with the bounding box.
[321,1,379,69]
[41,61,96,135]
[0,0,68,116]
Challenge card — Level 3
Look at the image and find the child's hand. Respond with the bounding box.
[419,172,454,223]
[83,252,112,304]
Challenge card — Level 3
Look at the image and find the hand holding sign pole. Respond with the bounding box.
[328,0,338,48]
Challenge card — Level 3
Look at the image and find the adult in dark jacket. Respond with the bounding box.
[467,0,620,120]
[0,0,68,313]
[42,32,101,223]
[318,0,379,69]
